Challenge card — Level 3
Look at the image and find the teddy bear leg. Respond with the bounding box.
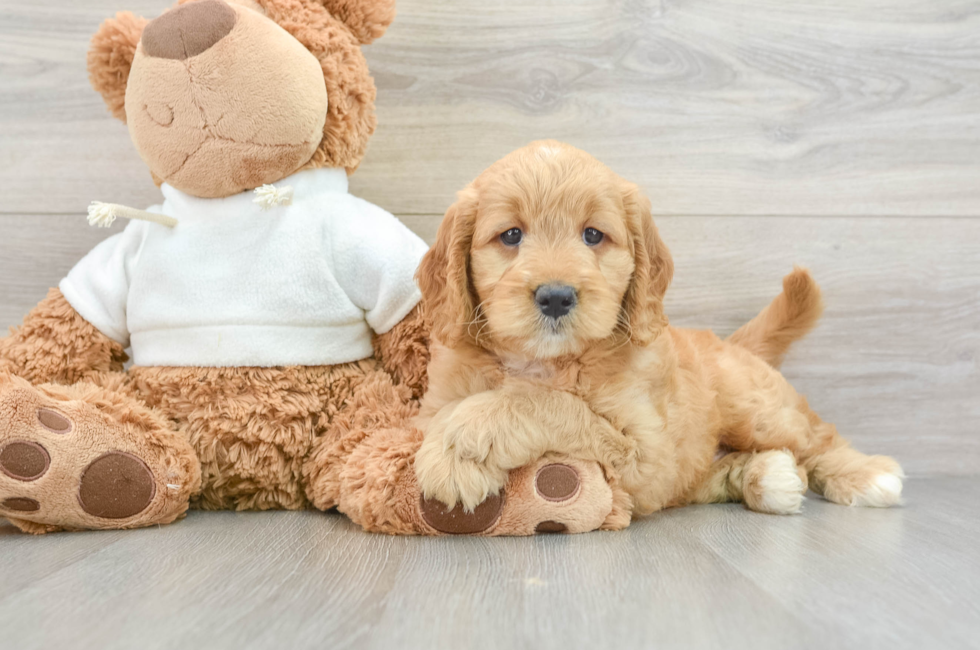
[302,368,420,523]
[0,372,200,533]
[303,368,630,535]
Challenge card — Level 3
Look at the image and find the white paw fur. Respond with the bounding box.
[852,471,904,507]
[756,451,806,515]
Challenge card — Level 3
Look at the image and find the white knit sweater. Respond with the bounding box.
[60,168,428,368]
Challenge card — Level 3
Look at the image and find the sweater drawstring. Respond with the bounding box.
[253,184,294,209]
[87,202,178,229]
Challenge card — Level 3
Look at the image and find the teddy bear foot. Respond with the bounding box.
[419,455,623,536]
[322,424,631,536]
[0,373,200,533]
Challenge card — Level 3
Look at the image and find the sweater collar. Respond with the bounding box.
[160,167,349,217]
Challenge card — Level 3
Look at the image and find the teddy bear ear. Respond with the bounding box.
[87,12,149,123]
[316,0,396,44]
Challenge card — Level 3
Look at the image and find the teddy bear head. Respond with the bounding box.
[88,0,395,198]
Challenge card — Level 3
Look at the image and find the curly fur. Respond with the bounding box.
[727,266,824,368]
[0,288,127,385]
[0,291,421,522]
[315,0,396,44]
[413,141,904,516]
[372,304,430,400]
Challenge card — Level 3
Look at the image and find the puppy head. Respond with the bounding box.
[417,141,673,358]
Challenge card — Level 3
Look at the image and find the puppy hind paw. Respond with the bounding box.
[745,450,806,515]
[851,470,904,508]
[816,455,905,508]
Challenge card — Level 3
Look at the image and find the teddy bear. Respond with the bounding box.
[0,0,626,536]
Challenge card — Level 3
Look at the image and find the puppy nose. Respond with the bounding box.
[535,284,577,319]
[141,0,237,60]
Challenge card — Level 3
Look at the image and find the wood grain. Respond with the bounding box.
[0,477,977,649]
[2,1,978,646]
[2,0,980,215]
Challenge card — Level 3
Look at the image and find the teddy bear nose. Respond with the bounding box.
[141,0,237,60]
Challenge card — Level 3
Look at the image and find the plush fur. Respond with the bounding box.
[89,0,386,197]
[315,0,396,44]
[2,4,616,536]
[1,291,613,534]
[413,141,905,517]
[88,12,148,122]
[124,1,330,197]
[727,268,824,368]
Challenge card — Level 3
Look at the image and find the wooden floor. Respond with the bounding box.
[1,0,979,647]
[0,477,977,650]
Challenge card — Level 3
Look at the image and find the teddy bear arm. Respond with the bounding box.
[0,288,127,385]
[372,304,429,399]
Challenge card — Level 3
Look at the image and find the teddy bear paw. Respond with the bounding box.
[0,373,199,533]
[418,455,618,535]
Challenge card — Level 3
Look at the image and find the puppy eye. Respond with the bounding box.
[583,227,604,246]
[500,228,523,246]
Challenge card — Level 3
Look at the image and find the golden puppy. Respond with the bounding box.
[414,141,903,520]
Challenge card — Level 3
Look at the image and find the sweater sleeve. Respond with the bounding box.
[58,220,147,346]
[330,198,429,334]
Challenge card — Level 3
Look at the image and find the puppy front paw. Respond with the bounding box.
[415,433,508,512]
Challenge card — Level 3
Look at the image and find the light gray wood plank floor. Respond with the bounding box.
[1,477,977,650]
[2,0,979,647]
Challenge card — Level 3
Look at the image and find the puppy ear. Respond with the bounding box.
[621,182,674,345]
[315,0,396,44]
[416,187,479,347]
[88,12,149,123]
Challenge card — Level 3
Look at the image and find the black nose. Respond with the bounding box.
[534,284,577,319]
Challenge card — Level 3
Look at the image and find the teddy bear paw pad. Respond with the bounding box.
[534,463,581,502]
[491,458,616,535]
[37,408,72,434]
[1,440,51,481]
[420,492,503,534]
[534,520,568,533]
[78,452,156,519]
[2,497,40,512]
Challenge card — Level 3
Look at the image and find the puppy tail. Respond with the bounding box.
[727,266,824,369]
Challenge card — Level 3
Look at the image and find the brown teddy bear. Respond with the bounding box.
[0,0,623,535]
